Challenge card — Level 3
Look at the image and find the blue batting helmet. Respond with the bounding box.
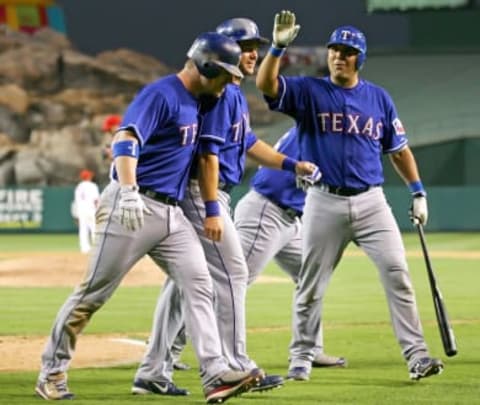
[187,32,243,79]
[216,18,269,45]
[326,26,367,70]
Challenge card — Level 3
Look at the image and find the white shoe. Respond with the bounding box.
[312,353,347,368]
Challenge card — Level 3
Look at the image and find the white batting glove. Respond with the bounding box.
[410,195,428,226]
[273,10,301,48]
[117,185,151,231]
[296,166,322,192]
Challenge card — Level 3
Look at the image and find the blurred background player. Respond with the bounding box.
[72,169,99,254]
[256,11,442,381]
[234,126,346,368]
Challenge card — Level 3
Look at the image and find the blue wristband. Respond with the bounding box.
[408,180,426,196]
[112,140,139,159]
[269,45,286,58]
[282,157,297,173]
[205,200,220,217]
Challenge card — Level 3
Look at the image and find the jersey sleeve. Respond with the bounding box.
[119,84,170,147]
[246,132,258,149]
[381,91,408,154]
[197,140,221,156]
[197,95,230,155]
[264,76,307,120]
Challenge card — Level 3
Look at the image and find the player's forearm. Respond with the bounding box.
[247,139,285,169]
[256,52,281,99]
[389,146,421,184]
[115,157,137,186]
[197,153,219,202]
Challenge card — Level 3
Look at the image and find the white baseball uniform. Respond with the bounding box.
[73,179,100,254]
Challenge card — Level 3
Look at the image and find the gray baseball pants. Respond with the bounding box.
[234,189,326,355]
[135,180,257,383]
[38,181,229,387]
[289,186,430,373]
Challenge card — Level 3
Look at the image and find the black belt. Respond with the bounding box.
[271,200,302,220]
[316,183,375,197]
[138,187,179,206]
[189,178,233,193]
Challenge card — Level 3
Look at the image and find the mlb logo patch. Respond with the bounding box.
[392,118,406,135]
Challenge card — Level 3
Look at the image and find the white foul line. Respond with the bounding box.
[109,337,147,347]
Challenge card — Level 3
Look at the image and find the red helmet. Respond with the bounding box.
[102,114,122,132]
[79,169,94,181]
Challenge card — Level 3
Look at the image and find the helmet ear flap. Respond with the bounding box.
[356,52,366,70]
[197,61,223,79]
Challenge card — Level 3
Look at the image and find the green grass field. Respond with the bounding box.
[1,233,479,404]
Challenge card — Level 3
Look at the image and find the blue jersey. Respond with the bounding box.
[198,83,257,186]
[267,76,408,188]
[251,127,305,214]
[113,75,199,200]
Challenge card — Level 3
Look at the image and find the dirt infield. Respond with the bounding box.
[0,251,287,372]
[0,252,166,287]
[0,334,149,372]
[1,248,477,372]
[0,252,162,372]
[2,249,477,288]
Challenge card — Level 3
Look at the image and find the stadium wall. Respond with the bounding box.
[1,184,478,233]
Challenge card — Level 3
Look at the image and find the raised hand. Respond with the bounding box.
[273,10,301,48]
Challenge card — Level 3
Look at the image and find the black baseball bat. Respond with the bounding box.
[416,223,457,357]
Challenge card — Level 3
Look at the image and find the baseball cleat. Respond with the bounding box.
[249,374,284,392]
[173,360,191,371]
[204,369,261,403]
[131,378,189,395]
[312,353,348,368]
[35,372,74,400]
[409,357,444,380]
[286,366,310,381]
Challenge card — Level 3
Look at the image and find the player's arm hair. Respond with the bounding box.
[256,52,281,99]
[112,130,138,186]
[389,145,422,184]
[197,153,219,202]
[247,139,286,169]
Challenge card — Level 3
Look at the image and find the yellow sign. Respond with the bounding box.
[0,1,54,6]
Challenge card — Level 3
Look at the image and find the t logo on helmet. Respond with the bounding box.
[340,30,353,40]
[340,29,364,43]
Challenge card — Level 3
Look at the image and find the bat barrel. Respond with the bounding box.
[416,224,458,357]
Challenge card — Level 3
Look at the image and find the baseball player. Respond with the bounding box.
[133,18,318,395]
[35,32,262,404]
[234,126,346,368]
[72,169,100,254]
[256,11,443,382]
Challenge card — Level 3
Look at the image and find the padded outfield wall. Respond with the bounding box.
[383,138,480,186]
[1,138,479,233]
[0,185,478,233]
